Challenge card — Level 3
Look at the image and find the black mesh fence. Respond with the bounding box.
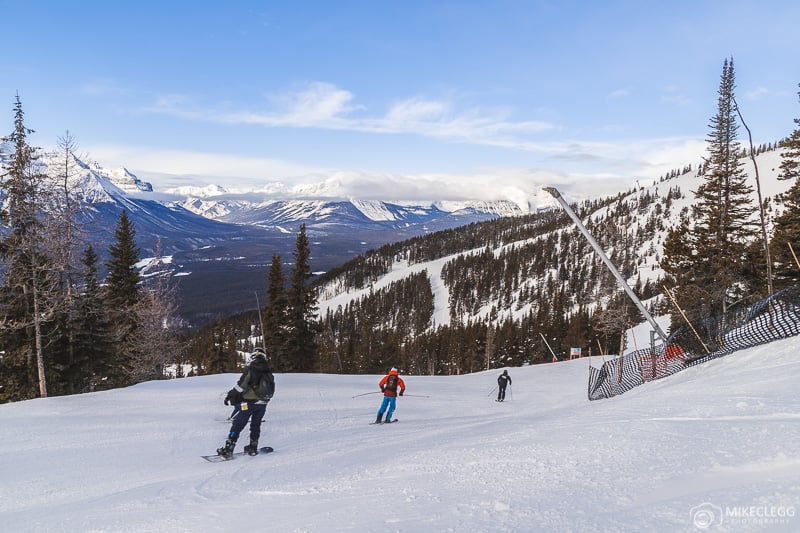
[587,285,800,401]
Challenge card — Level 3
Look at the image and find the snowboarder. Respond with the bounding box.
[375,367,405,423]
[497,369,511,402]
[217,347,275,458]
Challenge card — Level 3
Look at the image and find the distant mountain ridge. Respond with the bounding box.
[0,142,533,324]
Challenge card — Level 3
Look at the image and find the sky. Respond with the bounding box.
[1,336,798,532]
[2,0,799,204]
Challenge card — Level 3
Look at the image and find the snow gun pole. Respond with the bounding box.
[789,242,800,270]
[254,291,266,345]
[543,186,668,343]
[539,332,559,362]
[663,285,710,355]
[351,391,381,398]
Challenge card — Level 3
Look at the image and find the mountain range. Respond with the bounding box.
[3,142,788,330]
[0,143,545,324]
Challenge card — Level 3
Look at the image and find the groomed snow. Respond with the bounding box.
[1,337,798,532]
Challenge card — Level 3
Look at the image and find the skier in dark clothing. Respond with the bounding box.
[217,347,275,458]
[497,369,511,402]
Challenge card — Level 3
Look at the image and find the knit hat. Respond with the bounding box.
[389,367,398,375]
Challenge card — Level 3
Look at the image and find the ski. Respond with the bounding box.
[370,419,399,425]
[202,446,274,462]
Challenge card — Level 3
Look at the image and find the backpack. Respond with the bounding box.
[252,371,275,399]
[385,374,398,392]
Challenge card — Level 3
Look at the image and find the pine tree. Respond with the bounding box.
[104,210,141,386]
[778,84,800,183]
[0,94,58,399]
[263,253,287,370]
[771,85,800,287]
[667,58,756,323]
[72,246,115,391]
[284,224,318,372]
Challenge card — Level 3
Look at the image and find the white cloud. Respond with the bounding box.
[744,87,769,100]
[81,135,706,212]
[661,85,691,106]
[608,89,630,98]
[384,98,448,123]
[86,143,325,186]
[141,81,555,148]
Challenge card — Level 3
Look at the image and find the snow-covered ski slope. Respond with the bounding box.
[1,338,799,532]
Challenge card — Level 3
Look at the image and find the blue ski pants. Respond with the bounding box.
[377,396,397,420]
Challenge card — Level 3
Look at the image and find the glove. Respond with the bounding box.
[380,386,385,392]
[399,390,404,396]
[224,388,243,405]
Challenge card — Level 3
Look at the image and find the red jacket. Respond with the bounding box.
[379,371,405,397]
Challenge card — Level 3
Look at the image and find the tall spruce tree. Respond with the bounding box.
[778,84,800,184]
[770,85,800,288]
[263,253,287,370]
[284,224,318,372]
[73,245,114,391]
[665,58,756,326]
[0,94,57,399]
[104,210,141,386]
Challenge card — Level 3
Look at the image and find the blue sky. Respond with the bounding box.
[2,0,799,204]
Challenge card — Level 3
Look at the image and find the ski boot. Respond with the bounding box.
[243,439,259,456]
[375,414,383,424]
[216,438,236,459]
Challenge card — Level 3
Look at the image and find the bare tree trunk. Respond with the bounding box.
[733,96,773,297]
[485,323,495,370]
[30,250,48,397]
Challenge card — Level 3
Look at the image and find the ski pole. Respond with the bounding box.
[401,394,430,398]
[487,386,498,397]
[351,391,381,398]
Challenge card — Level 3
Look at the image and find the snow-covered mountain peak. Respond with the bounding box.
[82,160,152,193]
[350,199,402,221]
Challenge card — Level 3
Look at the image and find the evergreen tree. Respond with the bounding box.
[263,253,287,370]
[72,246,114,391]
[771,85,800,287]
[284,225,318,372]
[0,94,57,399]
[666,58,756,323]
[103,210,141,386]
[778,84,800,183]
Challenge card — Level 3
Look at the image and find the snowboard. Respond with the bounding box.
[202,446,274,462]
[370,419,399,425]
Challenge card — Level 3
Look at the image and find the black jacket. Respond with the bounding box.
[235,357,274,402]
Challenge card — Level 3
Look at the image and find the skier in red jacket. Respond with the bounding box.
[375,367,405,424]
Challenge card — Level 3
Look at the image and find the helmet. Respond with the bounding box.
[250,347,267,362]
